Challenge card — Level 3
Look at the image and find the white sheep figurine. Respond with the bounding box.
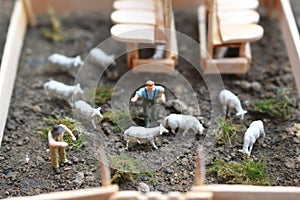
[48,53,83,71]
[73,100,103,129]
[239,120,265,156]
[219,89,247,120]
[162,114,205,137]
[43,80,84,106]
[90,47,116,67]
[152,44,165,60]
[124,124,169,150]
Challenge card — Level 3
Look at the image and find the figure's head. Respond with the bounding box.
[146,80,155,92]
[51,124,64,136]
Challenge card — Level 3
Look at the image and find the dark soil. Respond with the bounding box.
[1,1,300,198]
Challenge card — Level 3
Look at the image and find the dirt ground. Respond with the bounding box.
[1,0,300,198]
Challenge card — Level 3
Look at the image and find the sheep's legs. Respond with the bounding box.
[92,118,98,129]
[150,140,158,149]
[126,140,130,150]
[182,129,188,137]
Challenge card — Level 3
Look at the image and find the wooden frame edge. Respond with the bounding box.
[0,0,28,147]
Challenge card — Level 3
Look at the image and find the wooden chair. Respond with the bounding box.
[110,0,178,73]
[199,0,264,74]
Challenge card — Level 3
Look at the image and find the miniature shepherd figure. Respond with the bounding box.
[48,124,76,174]
[131,80,165,127]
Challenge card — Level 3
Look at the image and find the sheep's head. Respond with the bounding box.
[106,54,116,66]
[236,110,247,120]
[91,107,103,118]
[74,84,84,95]
[159,124,169,135]
[74,55,83,67]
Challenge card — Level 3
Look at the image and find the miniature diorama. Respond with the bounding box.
[0,0,300,199]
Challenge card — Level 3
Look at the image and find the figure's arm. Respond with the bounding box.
[158,88,166,103]
[48,132,68,148]
[131,94,140,102]
[59,124,76,141]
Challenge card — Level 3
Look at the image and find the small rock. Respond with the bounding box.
[181,158,189,165]
[285,159,295,169]
[73,157,80,163]
[164,167,174,174]
[138,182,150,193]
[17,139,23,146]
[251,82,262,91]
[74,172,84,188]
[240,81,251,90]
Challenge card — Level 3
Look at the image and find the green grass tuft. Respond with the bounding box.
[86,85,114,105]
[41,116,89,149]
[109,152,156,184]
[215,118,246,147]
[246,88,291,120]
[208,158,272,185]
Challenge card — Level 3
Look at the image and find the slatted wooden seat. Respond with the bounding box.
[199,0,264,74]
[110,0,178,73]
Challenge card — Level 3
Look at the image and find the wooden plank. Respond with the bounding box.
[131,59,175,73]
[198,4,207,66]
[172,0,205,9]
[113,0,155,11]
[2,185,119,200]
[204,57,249,74]
[22,0,36,27]
[184,192,213,200]
[192,184,300,200]
[217,10,260,25]
[110,24,155,44]
[108,191,143,200]
[217,0,259,11]
[29,0,114,15]
[219,24,264,43]
[0,0,28,147]
[277,0,300,97]
[111,10,156,25]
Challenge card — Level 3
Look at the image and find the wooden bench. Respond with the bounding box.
[110,0,178,73]
[199,0,264,74]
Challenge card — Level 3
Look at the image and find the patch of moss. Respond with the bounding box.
[246,88,291,120]
[41,116,89,149]
[87,85,114,105]
[208,158,272,185]
[215,118,246,147]
[109,152,156,184]
[40,7,67,42]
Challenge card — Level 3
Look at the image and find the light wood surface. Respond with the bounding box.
[111,10,156,25]
[0,0,27,147]
[110,24,155,44]
[217,0,259,11]
[217,10,260,25]
[113,0,155,10]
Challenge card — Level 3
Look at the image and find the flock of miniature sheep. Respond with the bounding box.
[44,49,265,156]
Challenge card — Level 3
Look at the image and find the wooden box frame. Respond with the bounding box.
[0,0,299,199]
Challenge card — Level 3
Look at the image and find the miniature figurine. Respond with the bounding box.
[73,100,103,129]
[89,47,116,67]
[124,123,169,150]
[43,80,84,106]
[162,114,205,137]
[131,80,165,127]
[48,124,76,174]
[48,53,83,70]
[239,120,265,156]
[219,89,247,120]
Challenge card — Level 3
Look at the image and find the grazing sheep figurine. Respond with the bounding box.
[43,80,84,105]
[124,124,169,150]
[152,44,165,60]
[90,47,116,67]
[48,53,83,71]
[239,120,265,156]
[73,100,103,129]
[219,89,247,120]
[162,114,205,137]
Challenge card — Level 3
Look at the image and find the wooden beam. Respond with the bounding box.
[29,0,114,15]
[192,184,300,200]
[277,0,300,97]
[0,0,28,147]
[2,185,119,200]
[22,0,36,27]
[204,57,249,74]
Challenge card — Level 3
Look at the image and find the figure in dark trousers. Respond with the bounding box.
[131,80,166,127]
[48,124,76,174]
